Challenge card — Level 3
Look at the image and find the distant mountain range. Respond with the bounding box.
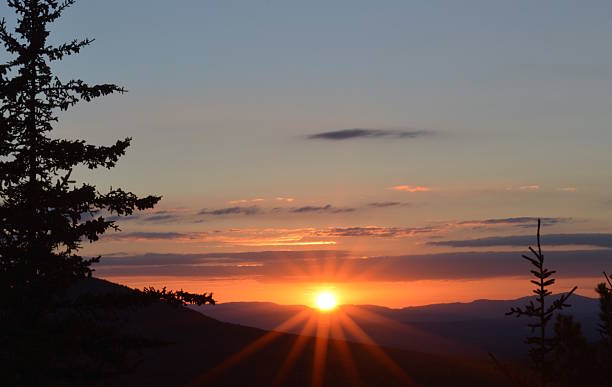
[190,294,600,359]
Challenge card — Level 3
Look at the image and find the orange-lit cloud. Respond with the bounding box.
[389,185,430,192]
[276,197,295,203]
[104,228,336,247]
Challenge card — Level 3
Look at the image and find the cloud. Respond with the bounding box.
[93,249,612,282]
[290,204,356,214]
[199,206,261,216]
[105,208,188,224]
[430,233,612,248]
[307,129,432,141]
[367,202,404,208]
[457,217,571,229]
[228,198,265,205]
[557,187,577,192]
[315,226,438,238]
[141,213,179,223]
[518,185,540,191]
[389,185,430,193]
[103,224,437,247]
[276,197,295,203]
[103,229,337,247]
[105,231,205,241]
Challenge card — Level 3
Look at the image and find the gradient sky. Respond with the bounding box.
[3,1,612,306]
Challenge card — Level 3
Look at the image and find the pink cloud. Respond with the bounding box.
[228,198,266,205]
[389,185,430,193]
[276,196,295,203]
[228,199,249,205]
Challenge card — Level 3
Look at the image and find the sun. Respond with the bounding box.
[315,291,337,311]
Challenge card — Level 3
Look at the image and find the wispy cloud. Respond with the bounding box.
[389,185,430,193]
[518,185,540,191]
[315,226,438,238]
[105,231,206,241]
[307,128,432,141]
[290,204,356,214]
[456,217,571,229]
[104,224,437,246]
[104,229,336,247]
[107,208,188,224]
[430,233,612,248]
[199,206,261,216]
[228,198,265,205]
[141,213,180,223]
[557,187,577,192]
[367,201,405,208]
[276,197,295,203]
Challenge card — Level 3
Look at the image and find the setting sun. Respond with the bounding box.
[315,291,337,311]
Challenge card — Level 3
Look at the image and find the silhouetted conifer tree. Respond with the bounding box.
[0,1,213,384]
[0,0,161,308]
[506,219,577,387]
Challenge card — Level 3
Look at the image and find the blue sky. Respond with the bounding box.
[2,0,611,232]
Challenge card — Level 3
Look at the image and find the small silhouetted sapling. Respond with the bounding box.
[506,219,577,387]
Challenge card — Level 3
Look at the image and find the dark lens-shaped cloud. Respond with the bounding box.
[307,129,432,141]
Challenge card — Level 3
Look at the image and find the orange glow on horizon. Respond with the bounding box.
[101,275,602,308]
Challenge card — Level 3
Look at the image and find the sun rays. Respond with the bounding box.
[187,300,423,387]
[184,257,431,386]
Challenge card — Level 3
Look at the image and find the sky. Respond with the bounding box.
[3,0,612,307]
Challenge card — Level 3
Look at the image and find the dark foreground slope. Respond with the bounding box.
[116,301,510,387]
